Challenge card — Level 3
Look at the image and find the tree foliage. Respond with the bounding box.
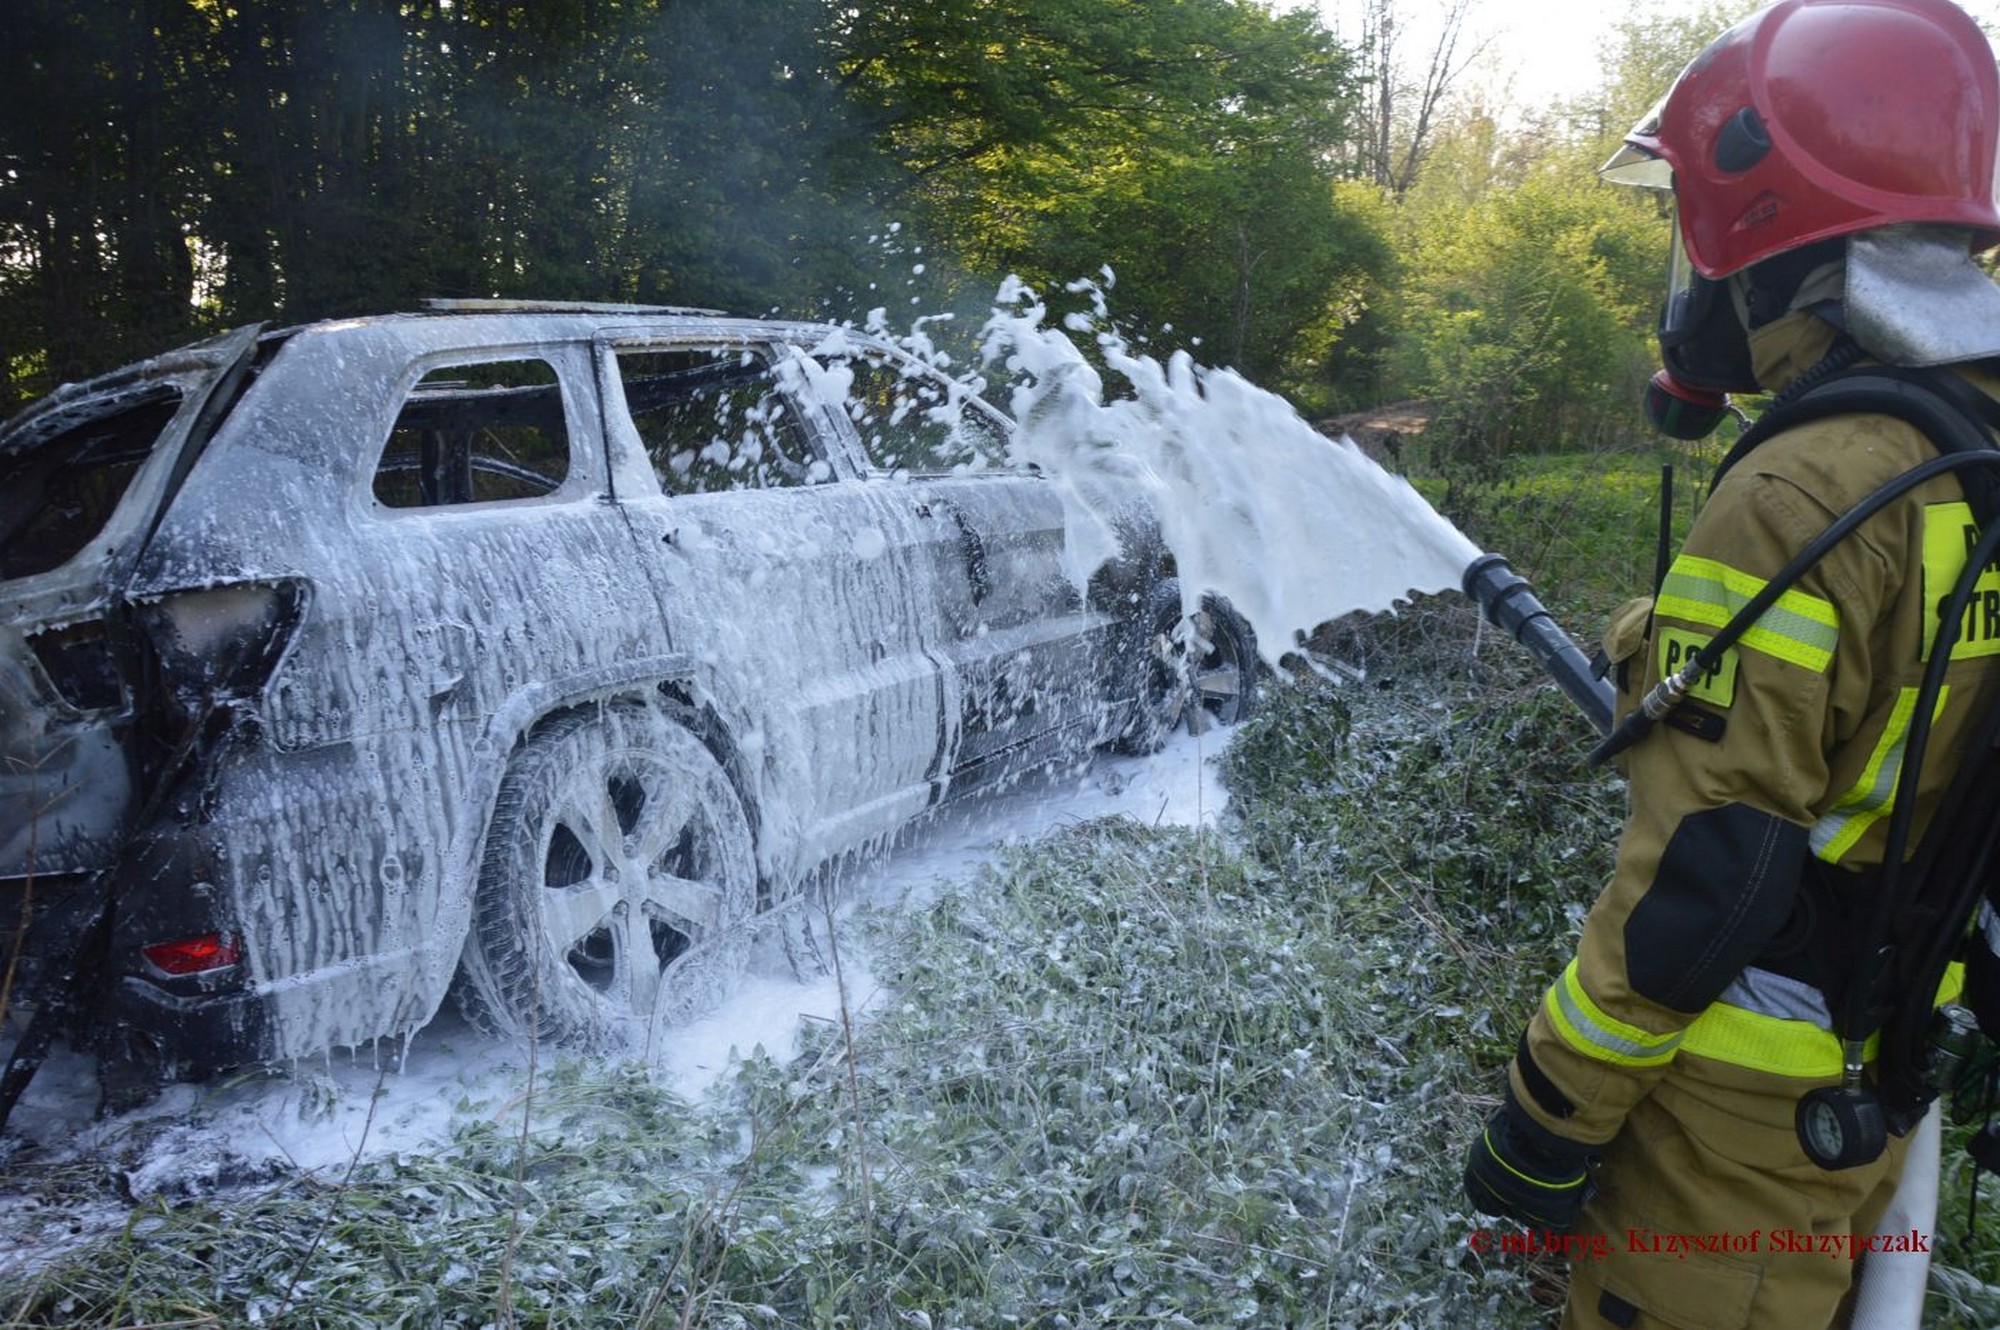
[1351,0,1484,196]
[1,0,1784,449]
[1370,0,1765,467]
[1,0,1395,413]
[722,0,1392,393]
[1388,133,1662,463]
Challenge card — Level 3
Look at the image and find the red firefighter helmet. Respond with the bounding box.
[1601,0,2000,278]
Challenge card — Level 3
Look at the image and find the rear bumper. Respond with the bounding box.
[87,818,273,1075]
[98,974,271,1075]
[1,842,272,1083]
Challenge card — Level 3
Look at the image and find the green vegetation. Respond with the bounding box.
[0,671,1602,1328]
[1386,167,1660,466]
[1433,445,1724,622]
[0,0,1715,433]
[11,1,2000,1323]
[0,0,1385,413]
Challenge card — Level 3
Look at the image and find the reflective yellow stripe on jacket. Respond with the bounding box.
[1544,961,1964,1080]
[1655,554,1840,673]
[1543,961,1682,1068]
[1811,686,1949,864]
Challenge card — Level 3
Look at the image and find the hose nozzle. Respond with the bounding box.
[1463,553,1613,737]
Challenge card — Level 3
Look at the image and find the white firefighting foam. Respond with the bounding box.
[979,274,1481,664]
[0,273,1487,1276]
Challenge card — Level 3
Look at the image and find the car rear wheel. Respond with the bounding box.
[1117,578,1259,754]
[459,702,756,1053]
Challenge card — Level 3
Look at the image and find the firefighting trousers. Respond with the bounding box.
[1557,1062,1916,1330]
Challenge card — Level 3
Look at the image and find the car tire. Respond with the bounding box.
[458,701,757,1053]
[1116,578,1259,754]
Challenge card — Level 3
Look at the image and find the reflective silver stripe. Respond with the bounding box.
[1713,965,1835,1030]
[1655,556,1839,672]
[1550,968,1684,1064]
[1809,688,1928,864]
[1807,729,1905,859]
[1981,902,2000,954]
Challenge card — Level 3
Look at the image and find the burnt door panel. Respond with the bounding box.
[601,341,953,886]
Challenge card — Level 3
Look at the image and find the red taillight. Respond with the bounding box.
[141,932,242,976]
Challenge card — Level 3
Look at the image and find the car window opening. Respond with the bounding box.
[835,354,1006,475]
[615,348,825,494]
[0,386,185,580]
[373,360,570,508]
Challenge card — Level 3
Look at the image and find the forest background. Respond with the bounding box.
[2,0,1750,465]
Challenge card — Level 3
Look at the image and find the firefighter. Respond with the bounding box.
[1462,0,2000,1325]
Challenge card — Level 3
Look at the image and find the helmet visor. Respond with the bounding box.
[1601,144,1673,189]
[1599,97,1673,189]
[1660,208,1705,346]
[1655,199,1757,392]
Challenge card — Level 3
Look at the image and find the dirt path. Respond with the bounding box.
[1318,400,1431,470]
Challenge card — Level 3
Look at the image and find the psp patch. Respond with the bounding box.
[1657,629,1738,708]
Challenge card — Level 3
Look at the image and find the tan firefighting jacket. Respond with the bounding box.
[1513,313,2000,1145]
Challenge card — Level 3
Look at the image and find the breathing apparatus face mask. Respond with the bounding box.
[1647,211,1757,440]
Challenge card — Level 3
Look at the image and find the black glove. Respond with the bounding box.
[1464,1091,1597,1230]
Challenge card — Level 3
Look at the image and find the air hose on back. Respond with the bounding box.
[1567,365,2000,1173]
[1592,367,2000,766]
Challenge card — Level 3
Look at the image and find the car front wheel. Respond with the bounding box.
[459,702,756,1054]
[1117,578,1259,754]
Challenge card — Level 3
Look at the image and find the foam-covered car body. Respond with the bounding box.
[0,303,1212,1082]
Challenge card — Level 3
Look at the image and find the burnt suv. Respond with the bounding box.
[0,301,1255,1107]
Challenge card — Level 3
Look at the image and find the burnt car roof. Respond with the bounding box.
[3,303,910,450]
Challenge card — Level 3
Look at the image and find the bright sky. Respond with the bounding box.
[1306,0,2000,114]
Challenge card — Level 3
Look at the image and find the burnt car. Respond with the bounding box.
[0,301,1256,1107]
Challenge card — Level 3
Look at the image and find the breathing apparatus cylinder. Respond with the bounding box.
[1926,1003,1981,1094]
[1462,554,1614,736]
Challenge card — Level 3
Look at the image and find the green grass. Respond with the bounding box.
[0,662,1613,1329]
[4,665,1997,1326]
[1425,445,1719,622]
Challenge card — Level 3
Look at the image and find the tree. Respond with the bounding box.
[2,0,1394,416]
[0,0,907,410]
[1352,0,1486,196]
[1358,0,1767,464]
[0,2,213,390]
[834,0,1389,397]
[1385,117,1662,462]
